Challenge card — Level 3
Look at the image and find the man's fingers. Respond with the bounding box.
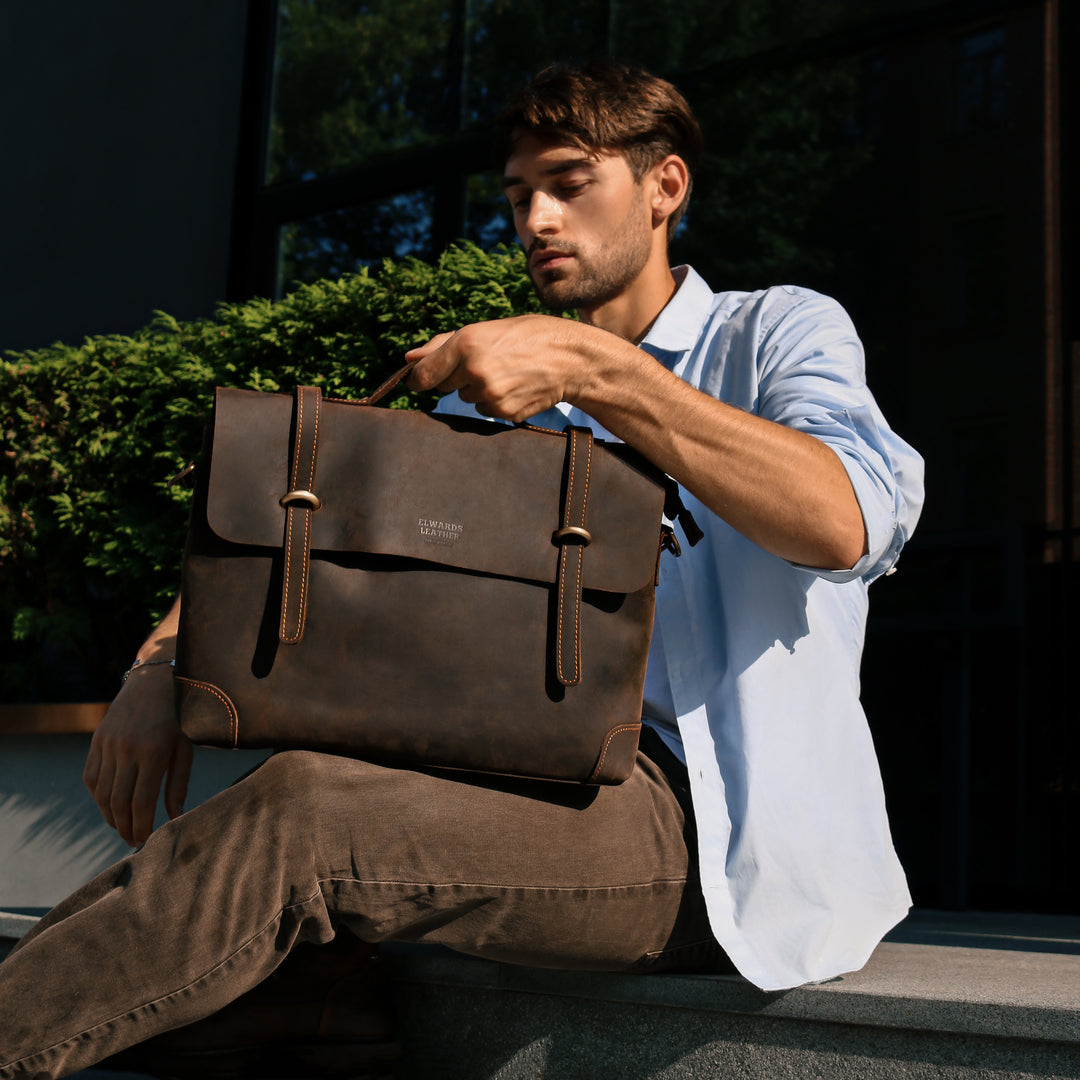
[89,751,119,830]
[130,768,166,848]
[82,739,102,795]
[86,729,174,846]
[164,737,194,822]
[108,760,140,847]
[83,652,186,844]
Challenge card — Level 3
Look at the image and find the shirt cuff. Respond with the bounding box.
[791,446,901,584]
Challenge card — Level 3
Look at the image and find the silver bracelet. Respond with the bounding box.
[121,657,176,685]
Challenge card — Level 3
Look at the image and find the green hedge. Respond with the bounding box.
[0,243,547,702]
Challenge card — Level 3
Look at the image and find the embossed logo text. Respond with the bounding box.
[417,517,464,547]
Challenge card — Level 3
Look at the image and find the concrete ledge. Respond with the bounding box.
[888,909,1080,955]
[4,910,1079,1079]
[381,911,1080,1079]
[383,936,1080,1046]
[0,910,37,944]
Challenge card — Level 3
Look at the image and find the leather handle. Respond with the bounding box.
[349,361,551,431]
[353,361,418,407]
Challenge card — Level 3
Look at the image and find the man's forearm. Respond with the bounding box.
[131,596,181,664]
[567,326,868,570]
[407,314,867,570]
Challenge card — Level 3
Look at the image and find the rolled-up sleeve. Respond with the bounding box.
[755,289,924,583]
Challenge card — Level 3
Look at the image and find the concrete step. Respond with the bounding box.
[383,910,1080,1079]
[3,910,1078,1079]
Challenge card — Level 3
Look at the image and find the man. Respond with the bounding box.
[0,62,922,1079]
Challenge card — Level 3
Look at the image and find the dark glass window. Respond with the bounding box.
[247,0,873,296]
[461,1,612,126]
[844,55,885,146]
[278,189,435,292]
[268,0,463,186]
[267,0,615,189]
[954,26,1006,136]
[463,172,515,251]
[948,214,1007,328]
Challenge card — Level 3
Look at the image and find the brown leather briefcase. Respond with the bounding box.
[175,380,684,784]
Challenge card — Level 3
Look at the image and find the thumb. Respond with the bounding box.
[404,330,456,362]
[405,330,465,392]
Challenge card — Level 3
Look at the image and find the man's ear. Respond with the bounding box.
[649,155,690,228]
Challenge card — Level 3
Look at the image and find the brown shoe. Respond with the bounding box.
[105,936,400,1079]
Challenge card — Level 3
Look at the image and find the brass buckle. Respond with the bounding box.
[279,489,322,511]
[552,526,592,546]
[660,524,681,557]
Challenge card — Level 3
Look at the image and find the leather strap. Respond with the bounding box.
[354,360,416,405]
[663,479,703,547]
[279,385,322,644]
[554,425,593,686]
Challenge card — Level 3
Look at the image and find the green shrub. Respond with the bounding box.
[0,243,547,702]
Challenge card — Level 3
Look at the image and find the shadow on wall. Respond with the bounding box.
[0,790,132,909]
[0,736,269,909]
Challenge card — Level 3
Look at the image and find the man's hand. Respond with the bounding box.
[83,662,193,848]
[405,314,590,423]
[406,313,867,570]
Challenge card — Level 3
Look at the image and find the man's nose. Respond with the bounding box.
[524,191,563,237]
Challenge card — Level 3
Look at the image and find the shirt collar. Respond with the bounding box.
[639,265,715,356]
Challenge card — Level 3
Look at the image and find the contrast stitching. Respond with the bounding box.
[556,429,577,685]
[572,433,592,685]
[555,541,567,683]
[306,388,320,490]
[588,723,641,781]
[290,388,304,490]
[295,390,319,638]
[175,677,239,747]
[282,388,320,644]
[293,507,310,641]
[281,390,305,640]
[557,428,590,686]
[281,508,298,641]
[320,874,686,893]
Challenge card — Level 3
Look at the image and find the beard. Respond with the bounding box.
[527,203,653,312]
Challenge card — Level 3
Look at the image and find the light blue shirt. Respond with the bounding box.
[436,266,925,990]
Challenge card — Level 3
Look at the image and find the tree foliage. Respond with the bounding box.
[0,243,547,702]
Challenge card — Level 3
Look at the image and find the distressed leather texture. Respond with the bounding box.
[176,385,669,785]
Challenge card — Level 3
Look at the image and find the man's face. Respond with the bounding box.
[502,134,654,312]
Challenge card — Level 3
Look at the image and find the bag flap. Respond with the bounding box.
[202,387,666,593]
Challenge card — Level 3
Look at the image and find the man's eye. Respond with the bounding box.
[560,181,588,197]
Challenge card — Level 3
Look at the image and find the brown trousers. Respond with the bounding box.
[0,730,725,1079]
